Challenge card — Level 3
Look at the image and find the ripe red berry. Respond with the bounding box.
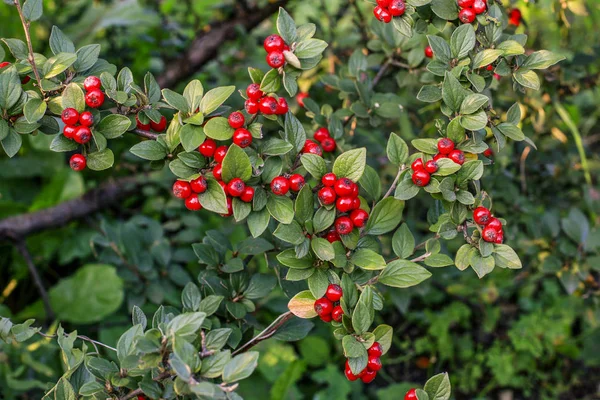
[241,186,255,203]
[289,174,305,192]
[326,230,340,243]
[83,75,101,92]
[266,51,285,69]
[361,369,377,383]
[352,197,361,210]
[85,89,105,108]
[314,127,330,142]
[424,160,438,174]
[350,183,359,198]
[350,209,369,228]
[424,45,434,58]
[495,229,504,244]
[336,197,354,213]
[367,356,382,372]
[74,126,92,144]
[389,0,406,16]
[487,217,502,231]
[223,197,233,217]
[482,225,498,242]
[213,164,223,181]
[318,187,336,206]
[321,137,336,152]
[344,360,360,381]
[411,158,424,171]
[335,178,354,197]
[0,61,10,68]
[150,116,167,132]
[405,389,418,400]
[322,173,337,187]
[320,314,333,323]
[437,138,455,154]
[79,111,94,127]
[259,96,278,115]
[303,139,323,156]
[63,125,76,139]
[433,153,447,161]
[494,73,501,81]
[448,149,465,165]
[508,8,522,26]
[21,75,31,84]
[214,146,228,163]
[136,115,150,130]
[199,139,217,157]
[245,99,259,114]
[173,181,192,199]
[373,6,392,23]
[472,0,487,14]
[233,128,253,148]
[228,111,245,129]
[264,34,285,53]
[275,98,289,115]
[69,154,86,171]
[246,83,264,101]
[190,176,208,193]
[335,216,354,235]
[457,0,474,7]
[218,180,227,191]
[368,342,383,358]
[227,178,246,197]
[185,195,202,211]
[325,284,343,302]
[314,297,333,317]
[486,64,494,71]
[412,170,431,187]
[484,148,493,157]
[296,92,308,108]
[458,7,476,23]
[376,0,391,6]
[473,206,491,225]
[271,176,290,196]
[332,306,344,322]
[61,108,79,125]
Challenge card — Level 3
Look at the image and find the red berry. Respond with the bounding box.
[190,176,208,193]
[336,197,354,213]
[322,173,337,187]
[335,216,354,235]
[352,197,361,210]
[344,360,360,381]
[350,209,369,228]
[373,6,392,23]
[319,187,337,205]
[320,313,333,323]
[223,197,233,217]
[259,96,278,115]
[303,140,323,156]
[425,45,434,58]
[433,153,447,161]
[275,98,289,115]
[266,51,285,69]
[325,284,343,302]
[63,125,76,139]
[213,164,223,180]
[83,76,101,92]
[389,0,406,16]
[350,183,359,198]
[335,178,354,197]
[218,180,227,191]
[233,128,253,148]
[376,0,391,6]
[509,8,522,26]
[296,92,308,108]
[264,34,285,53]
[482,225,498,242]
[457,0,474,7]
[246,83,264,101]
[458,8,476,23]
[289,174,305,192]
[487,217,502,231]
[321,137,336,152]
[411,158,424,171]
[368,342,383,358]
[227,178,246,197]
[150,116,167,132]
[332,306,344,322]
[412,170,431,187]
[494,73,501,81]
[136,115,150,130]
[326,230,340,243]
[199,139,217,157]
[314,127,330,142]
[484,148,493,157]
[0,61,11,68]
[361,369,377,383]
[472,0,487,14]
[473,206,491,225]
[85,89,105,108]
[69,154,86,171]
[424,160,438,174]
[228,111,245,129]
[185,195,202,211]
[245,99,259,114]
[494,229,504,244]
[79,111,94,127]
[241,186,255,203]
[173,181,192,199]
[448,149,465,165]
[367,356,382,372]
[405,389,418,400]
[61,108,79,125]
[486,64,494,71]
[214,146,228,163]
[314,297,333,317]
[437,138,455,155]
[271,176,290,196]
[74,126,92,144]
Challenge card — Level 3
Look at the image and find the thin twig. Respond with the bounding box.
[382,165,406,199]
[232,312,294,355]
[349,0,369,43]
[37,331,117,352]
[371,58,392,89]
[132,129,160,140]
[410,252,431,263]
[15,241,54,320]
[13,0,44,95]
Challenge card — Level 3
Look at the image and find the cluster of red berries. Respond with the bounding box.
[301,127,336,156]
[473,206,504,243]
[264,34,289,69]
[270,173,305,196]
[81,76,105,109]
[313,284,344,322]
[317,173,368,241]
[136,115,167,133]
[0,61,30,84]
[508,8,522,26]
[172,177,207,211]
[411,138,465,187]
[227,111,254,148]
[372,0,406,24]
[344,342,383,383]
[457,0,487,24]
[244,83,288,116]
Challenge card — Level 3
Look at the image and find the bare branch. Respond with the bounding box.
[15,241,54,320]
[232,312,294,355]
[13,0,44,95]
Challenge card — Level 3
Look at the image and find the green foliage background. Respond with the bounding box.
[1,0,599,399]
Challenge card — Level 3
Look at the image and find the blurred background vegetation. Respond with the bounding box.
[1,0,599,399]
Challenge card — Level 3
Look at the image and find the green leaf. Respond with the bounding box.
[130,141,167,161]
[262,138,293,156]
[284,112,307,153]
[378,260,432,288]
[295,39,328,59]
[1,39,28,59]
[460,93,488,115]
[222,144,252,182]
[74,44,100,72]
[313,207,336,233]
[260,69,282,93]
[169,159,197,179]
[427,35,452,63]
[470,252,495,278]
[204,117,234,140]
[342,335,367,358]
[308,269,330,298]
[365,198,404,235]
[180,124,205,152]
[442,71,469,112]
[493,244,522,269]
[54,377,76,400]
[514,69,540,90]
[182,282,201,312]
[23,0,43,22]
[333,148,366,182]
[392,224,415,259]
[87,149,114,171]
[277,7,297,44]
[424,372,451,400]
[352,287,373,335]
[0,68,22,111]
[459,110,488,130]
[44,52,77,79]
[244,274,277,300]
[23,98,46,123]
[311,238,335,261]
[50,133,77,152]
[434,158,461,176]
[351,249,386,270]
[199,86,235,115]
[49,26,75,55]
[267,194,294,224]
[430,0,458,20]
[472,49,503,69]
[373,324,394,355]
[199,179,228,214]
[274,221,305,245]
[395,177,420,200]
[456,160,483,185]
[161,89,189,113]
[417,85,443,103]
[497,122,525,140]
[167,312,206,340]
[496,40,525,56]
[61,83,85,113]
[96,114,131,139]
[301,153,326,179]
[294,184,314,224]
[522,50,565,70]
[450,24,476,59]
[387,133,409,165]
[455,244,475,270]
[287,290,317,318]
[183,80,204,112]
